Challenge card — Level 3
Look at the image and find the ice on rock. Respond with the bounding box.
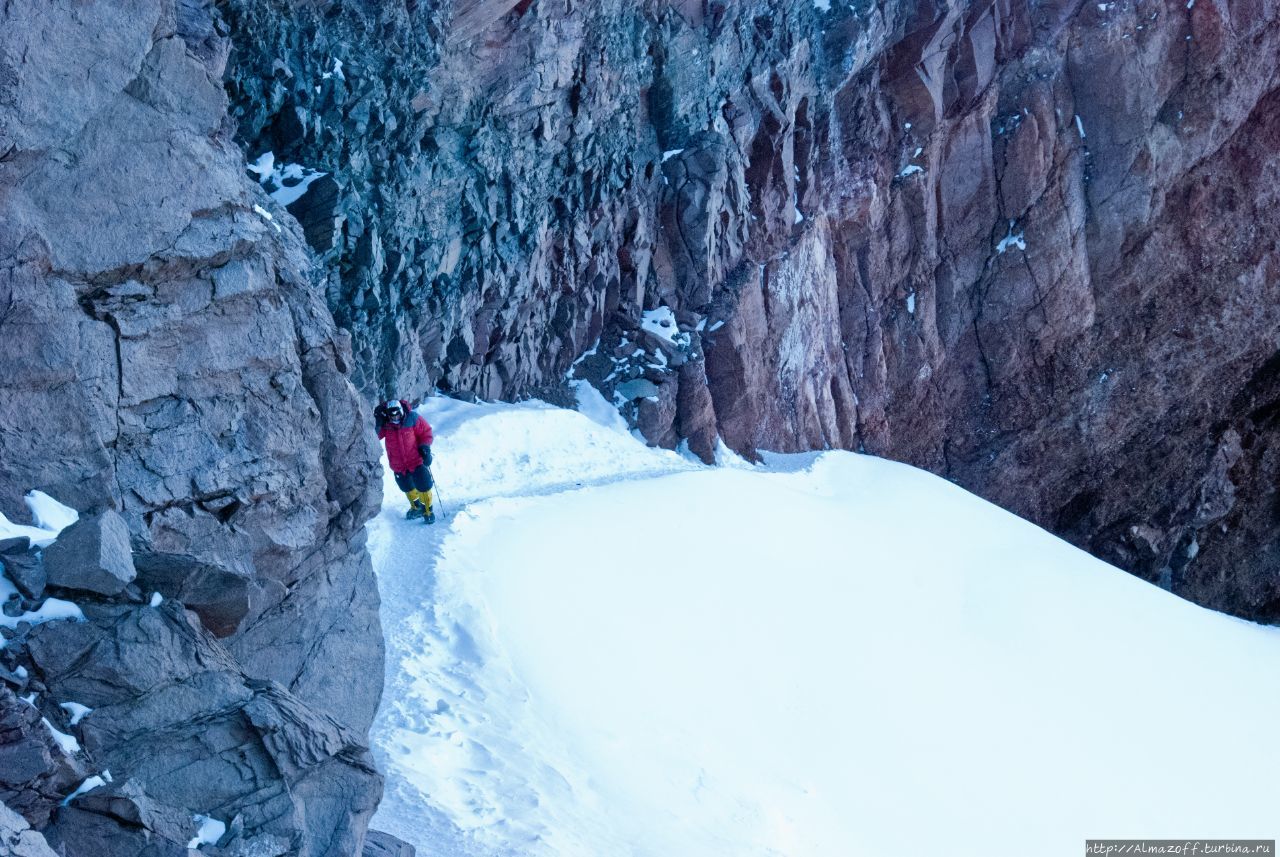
[59,702,92,726]
[42,718,80,755]
[188,815,227,849]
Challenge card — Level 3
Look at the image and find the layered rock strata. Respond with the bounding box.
[223,0,1280,618]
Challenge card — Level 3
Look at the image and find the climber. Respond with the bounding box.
[375,398,436,523]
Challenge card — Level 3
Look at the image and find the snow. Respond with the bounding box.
[371,398,1280,857]
[713,440,754,469]
[42,718,79,755]
[906,291,916,314]
[996,221,1027,254]
[246,151,275,180]
[1075,113,1087,139]
[252,204,281,233]
[149,592,163,607]
[188,815,227,849]
[0,495,72,548]
[25,491,78,532]
[270,164,326,206]
[661,149,684,162]
[59,702,92,726]
[61,775,105,806]
[570,380,630,435]
[321,58,345,80]
[813,0,831,11]
[248,153,328,207]
[897,163,924,177]
[1,495,87,643]
[639,306,688,349]
[0,585,85,635]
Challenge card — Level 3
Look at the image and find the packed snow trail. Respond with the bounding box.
[369,398,1280,857]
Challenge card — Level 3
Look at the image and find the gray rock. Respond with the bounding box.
[133,551,264,639]
[41,511,136,597]
[42,805,189,857]
[1,0,383,847]
[0,801,58,857]
[71,779,198,845]
[0,687,84,828]
[363,830,416,857]
[26,602,381,857]
[0,539,44,601]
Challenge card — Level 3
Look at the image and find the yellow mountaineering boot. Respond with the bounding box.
[404,490,425,520]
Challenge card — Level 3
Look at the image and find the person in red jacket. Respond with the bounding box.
[375,398,436,523]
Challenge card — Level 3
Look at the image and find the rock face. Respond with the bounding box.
[0,539,45,601]
[1,0,1278,850]
[42,512,137,597]
[0,687,84,829]
[1,0,383,852]
[25,602,381,856]
[0,801,58,857]
[222,0,1280,619]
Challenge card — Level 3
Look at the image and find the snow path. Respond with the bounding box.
[369,399,695,854]
[369,398,1280,857]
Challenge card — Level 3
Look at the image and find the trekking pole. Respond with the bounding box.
[429,464,447,517]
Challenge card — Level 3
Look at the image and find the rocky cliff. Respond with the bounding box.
[222,0,1280,619]
[1,0,394,852]
[1,0,1278,852]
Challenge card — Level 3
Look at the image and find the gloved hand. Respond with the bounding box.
[373,404,387,430]
[419,445,432,466]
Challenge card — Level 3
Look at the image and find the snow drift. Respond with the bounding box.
[370,398,1280,857]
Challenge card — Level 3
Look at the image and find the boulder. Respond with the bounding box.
[41,511,136,597]
[0,801,59,857]
[0,538,45,601]
[41,805,189,857]
[363,830,416,857]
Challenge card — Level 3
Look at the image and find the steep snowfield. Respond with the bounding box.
[369,398,1280,857]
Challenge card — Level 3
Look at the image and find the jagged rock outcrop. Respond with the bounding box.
[0,801,58,857]
[0,687,84,829]
[23,601,380,856]
[1,0,384,852]
[0,539,45,601]
[221,0,1280,619]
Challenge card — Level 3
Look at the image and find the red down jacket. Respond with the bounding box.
[378,400,434,474]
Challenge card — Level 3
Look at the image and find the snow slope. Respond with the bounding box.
[369,398,1280,857]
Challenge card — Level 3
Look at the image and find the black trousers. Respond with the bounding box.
[393,464,433,493]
